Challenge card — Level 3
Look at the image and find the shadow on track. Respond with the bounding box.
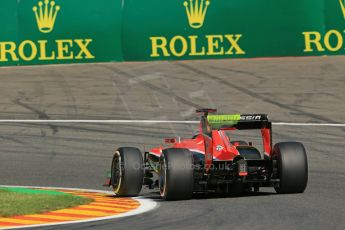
[135,191,277,202]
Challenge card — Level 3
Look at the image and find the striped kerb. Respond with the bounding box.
[0,189,140,228]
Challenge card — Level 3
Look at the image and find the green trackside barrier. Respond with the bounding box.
[302,0,345,56]
[1,0,345,66]
[0,0,123,66]
[123,0,325,61]
[126,0,345,59]
[0,1,18,45]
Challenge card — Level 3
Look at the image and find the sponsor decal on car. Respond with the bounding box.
[216,145,224,151]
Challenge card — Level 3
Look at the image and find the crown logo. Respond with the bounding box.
[33,0,60,33]
[340,0,345,19]
[183,0,210,29]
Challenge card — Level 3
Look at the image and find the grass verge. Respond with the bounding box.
[0,188,92,217]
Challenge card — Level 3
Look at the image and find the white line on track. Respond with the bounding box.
[0,120,199,124]
[0,185,158,230]
[0,120,344,127]
[272,122,345,127]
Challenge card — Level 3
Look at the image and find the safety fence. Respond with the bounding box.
[0,0,345,66]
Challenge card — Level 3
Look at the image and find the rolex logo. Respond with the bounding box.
[339,0,345,19]
[183,0,210,29]
[33,0,60,33]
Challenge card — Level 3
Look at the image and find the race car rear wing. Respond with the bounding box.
[200,112,273,171]
[207,114,271,130]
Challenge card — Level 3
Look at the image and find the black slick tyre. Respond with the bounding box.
[159,148,194,200]
[272,142,308,194]
[111,147,144,197]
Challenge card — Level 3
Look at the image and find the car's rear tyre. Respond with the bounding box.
[273,142,308,194]
[159,148,194,200]
[111,147,144,197]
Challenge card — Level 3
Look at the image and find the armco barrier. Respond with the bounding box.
[0,0,345,66]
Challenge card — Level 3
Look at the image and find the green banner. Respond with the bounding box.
[1,0,345,66]
[123,0,325,60]
[302,0,345,55]
[0,0,122,66]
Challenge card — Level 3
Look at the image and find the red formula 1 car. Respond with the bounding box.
[106,109,308,200]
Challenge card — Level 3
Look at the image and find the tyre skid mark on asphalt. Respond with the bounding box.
[0,186,157,230]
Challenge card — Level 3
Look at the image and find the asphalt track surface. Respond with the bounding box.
[0,56,344,230]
